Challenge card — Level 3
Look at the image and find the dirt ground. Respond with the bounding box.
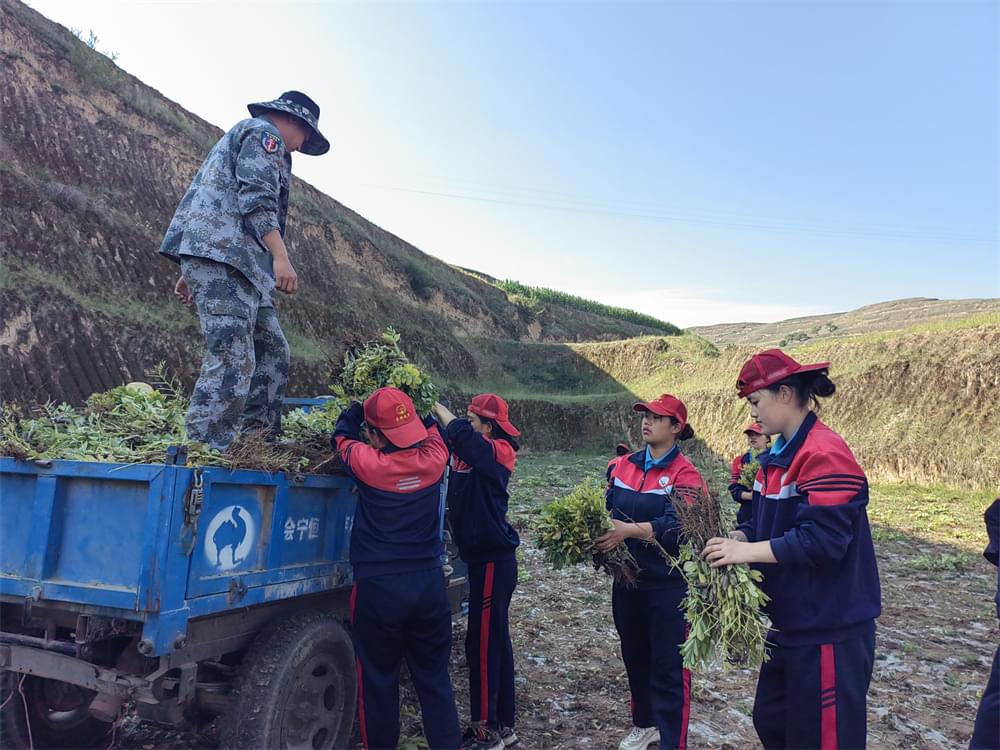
[118,452,997,750]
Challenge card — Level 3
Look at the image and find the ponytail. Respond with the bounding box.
[767,370,836,409]
[669,417,696,441]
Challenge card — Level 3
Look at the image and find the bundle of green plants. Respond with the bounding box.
[331,328,438,415]
[535,479,638,586]
[663,488,770,671]
[739,451,764,488]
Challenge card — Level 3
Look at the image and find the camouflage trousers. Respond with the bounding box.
[180,256,289,451]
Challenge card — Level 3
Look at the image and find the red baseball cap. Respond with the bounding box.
[736,349,830,399]
[469,394,521,437]
[743,422,764,435]
[633,393,687,429]
[363,387,428,448]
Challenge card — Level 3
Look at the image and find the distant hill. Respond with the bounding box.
[484,312,1000,489]
[689,297,1000,348]
[0,0,677,406]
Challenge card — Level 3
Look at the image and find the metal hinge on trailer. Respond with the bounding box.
[183,469,204,527]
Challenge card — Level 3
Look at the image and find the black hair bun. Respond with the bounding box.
[679,424,695,441]
[812,372,836,398]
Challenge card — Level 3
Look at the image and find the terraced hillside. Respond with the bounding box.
[0,0,673,406]
[479,313,1000,489]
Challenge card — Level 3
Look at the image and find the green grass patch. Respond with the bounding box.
[905,552,976,572]
[867,483,994,552]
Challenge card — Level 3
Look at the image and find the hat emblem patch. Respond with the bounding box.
[395,404,410,423]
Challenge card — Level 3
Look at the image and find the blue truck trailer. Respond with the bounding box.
[0,449,465,749]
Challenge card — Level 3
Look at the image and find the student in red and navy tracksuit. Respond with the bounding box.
[594,394,708,750]
[432,395,522,750]
[728,423,770,525]
[703,349,882,750]
[333,387,461,750]
[969,497,999,750]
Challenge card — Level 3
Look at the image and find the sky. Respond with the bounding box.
[25,0,1000,327]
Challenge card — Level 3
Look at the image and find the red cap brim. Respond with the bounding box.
[633,401,671,416]
[495,418,520,438]
[469,404,521,437]
[381,418,428,448]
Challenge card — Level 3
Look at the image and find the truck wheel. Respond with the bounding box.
[0,671,111,749]
[220,610,356,750]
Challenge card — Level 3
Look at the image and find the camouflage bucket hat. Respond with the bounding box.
[247,90,330,156]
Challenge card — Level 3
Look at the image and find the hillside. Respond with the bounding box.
[0,0,674,407]
[489,312,1000,489]
[690,297,1000,348]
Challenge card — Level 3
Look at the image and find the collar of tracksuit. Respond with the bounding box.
[760,411,817,469]
[630,444,680,472]
[644,444,678,472]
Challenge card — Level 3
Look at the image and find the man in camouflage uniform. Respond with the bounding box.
[159,91,330,450]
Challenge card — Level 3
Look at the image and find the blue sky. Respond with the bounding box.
[28,0,999,326]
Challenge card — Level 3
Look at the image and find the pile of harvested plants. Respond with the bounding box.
[535,480,638,586]
[2,329,441,474]
[663,488,770,671]
[0,376,315,472]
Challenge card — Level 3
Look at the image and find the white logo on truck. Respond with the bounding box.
[204,505,256,571]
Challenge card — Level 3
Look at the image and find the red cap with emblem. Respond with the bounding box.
[363,387,428,448]
[743,422,764,435]
[633,393,688,429]
[469,394,521,437]
[736,348,831,399]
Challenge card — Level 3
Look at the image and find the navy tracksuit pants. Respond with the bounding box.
[466,557,517,730]
[970,645,999,750]
[612,582,690,749]
[350,568,461,750]
[753,632,875,750]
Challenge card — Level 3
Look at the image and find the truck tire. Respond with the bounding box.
[220,610,356,750]
[0,671,111,749]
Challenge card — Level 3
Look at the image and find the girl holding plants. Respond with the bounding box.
[433,395,522,750]
[728,422,770,525]
[702,349,882,750]
[594,394,708,750]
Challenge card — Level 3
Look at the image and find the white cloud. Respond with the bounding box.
[570,286,833,328]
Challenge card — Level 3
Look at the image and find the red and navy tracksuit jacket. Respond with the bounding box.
[606,447,709,749]
[444,418,519,731]
[333,404,460,750]
[970,498,999,750]
[728,450,756,525]
[736,411,881,750]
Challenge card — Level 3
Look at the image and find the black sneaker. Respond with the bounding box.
[460,725,505,750]
[499,727,519,747]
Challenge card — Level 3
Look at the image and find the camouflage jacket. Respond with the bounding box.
[159,117,292,299]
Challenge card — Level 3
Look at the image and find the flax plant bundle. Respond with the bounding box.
[535,480,639,587]
[661,487,770,671]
